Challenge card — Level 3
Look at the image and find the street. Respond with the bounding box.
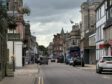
[37,62,112,84]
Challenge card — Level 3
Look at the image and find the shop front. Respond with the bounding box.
[103,40,112,56]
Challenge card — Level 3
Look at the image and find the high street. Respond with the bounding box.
[37,63,112,84]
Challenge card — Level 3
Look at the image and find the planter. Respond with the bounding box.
[8,22,17,30]
[104,43,110,48]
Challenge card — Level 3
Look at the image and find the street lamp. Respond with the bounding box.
[12,0,16,71]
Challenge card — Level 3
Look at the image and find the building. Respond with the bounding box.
[53,29,65,58]
[80,0,103,64]
[23,22,32,64]
[7,0,25,68]
[30,35,38,63]
[96,0,107,61]
[48,42,53,57]
[67,24,80,57]
[103,0,112,56]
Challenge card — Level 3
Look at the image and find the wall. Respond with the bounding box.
[7,41,23,68]
[96,1,107,61]
[89,34,96,46]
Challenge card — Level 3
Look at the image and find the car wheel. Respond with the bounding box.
[81,63,84,67]
[39,63,42,65]
[96,65,102,74]
[73,63,76,67]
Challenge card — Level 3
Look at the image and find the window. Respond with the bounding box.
[110,7,112,18]
[110,28,112,39]
[101,5,105,17]
[110,0,112,6]
[96,11,99,21]
[96,28,98,42]
[96,8,101,21]
[96,24,104,42]
[106,28,110,41]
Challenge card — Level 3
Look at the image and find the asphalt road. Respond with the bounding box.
[37,62,112,84]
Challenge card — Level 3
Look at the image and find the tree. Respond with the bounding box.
[38,45,48,56]
[18,6,31,16]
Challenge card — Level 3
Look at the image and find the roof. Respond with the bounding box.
[95,0,106,11]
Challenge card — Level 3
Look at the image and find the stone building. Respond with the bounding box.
[30,35,38,63]
[67,24,80,57]
[23,22,32,64]
[48,42,53,57]
[80,0,103,64]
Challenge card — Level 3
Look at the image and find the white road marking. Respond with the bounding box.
[38,76,44,84]
[42,77,44,84]
[38,77,41,84]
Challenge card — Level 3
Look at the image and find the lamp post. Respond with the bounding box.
[12,0,16,71]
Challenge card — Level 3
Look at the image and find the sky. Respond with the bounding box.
[24,0,86,47]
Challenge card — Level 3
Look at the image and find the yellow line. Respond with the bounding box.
[42,77,44,84]
[38,77,41,84]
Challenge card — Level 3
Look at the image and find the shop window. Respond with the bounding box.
[110,0,112,6]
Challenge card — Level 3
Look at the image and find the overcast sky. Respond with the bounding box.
[24,0,86,47]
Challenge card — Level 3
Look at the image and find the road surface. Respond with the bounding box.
[36,62,112,84]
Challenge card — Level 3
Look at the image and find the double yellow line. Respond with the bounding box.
[38,77,44,84]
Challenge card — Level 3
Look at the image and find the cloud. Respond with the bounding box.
[24,0,86,22]
[24,0,86,47]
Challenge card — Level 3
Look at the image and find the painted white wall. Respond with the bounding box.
[96,1,107,61]
[7,41,23,68]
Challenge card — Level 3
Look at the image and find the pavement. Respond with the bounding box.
[0,64,38,84]
[76,64,96,71]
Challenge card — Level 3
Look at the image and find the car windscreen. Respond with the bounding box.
[66,56,71,59]
[103,57,112,61]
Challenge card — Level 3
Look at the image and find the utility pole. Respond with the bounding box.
[12,0,15,71]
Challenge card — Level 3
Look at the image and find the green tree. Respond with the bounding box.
[38,45,48,56]
[18,6,31,16]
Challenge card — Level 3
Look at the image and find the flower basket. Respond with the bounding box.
[104,43,110,48]
[8,22,17,30]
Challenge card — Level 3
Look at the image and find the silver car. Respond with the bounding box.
[96,56,112,74]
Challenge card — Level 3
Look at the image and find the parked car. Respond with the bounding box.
[39,56,48,65]
[68,57,74,65]
[57,56,64,63]
[96,56,112,74]
[73,57,84,67]
[65,55,73,65]
[51,58,56,62]
[65,55,71,64]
